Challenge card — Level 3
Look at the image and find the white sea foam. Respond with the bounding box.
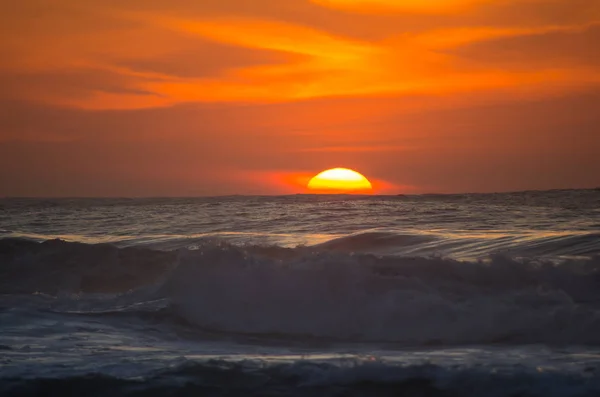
[165,245,600,345]
[2,238,600,345]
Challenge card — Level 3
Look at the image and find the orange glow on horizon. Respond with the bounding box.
[267,171,405,195]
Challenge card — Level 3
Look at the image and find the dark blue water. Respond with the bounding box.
[1,189,600,396]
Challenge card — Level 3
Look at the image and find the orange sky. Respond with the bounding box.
[1,0,599,196]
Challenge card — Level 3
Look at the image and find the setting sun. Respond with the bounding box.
[307,168,373,193]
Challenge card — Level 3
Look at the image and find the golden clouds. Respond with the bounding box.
[311,0,600,20]
[162,18,373,60]
[310,0,486,14]
[0,0,598,109]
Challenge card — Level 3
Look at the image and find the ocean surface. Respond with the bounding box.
[1,189,600,396]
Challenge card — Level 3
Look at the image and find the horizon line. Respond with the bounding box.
[1,187,598,200]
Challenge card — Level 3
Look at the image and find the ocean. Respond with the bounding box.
[1,189,600,396]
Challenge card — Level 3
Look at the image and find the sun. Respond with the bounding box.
[307,168,373,193]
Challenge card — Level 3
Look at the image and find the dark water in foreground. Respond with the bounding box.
[1,189,600,396]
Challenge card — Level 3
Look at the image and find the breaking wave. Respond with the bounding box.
[2,238,600,346]
[166,246,600,345]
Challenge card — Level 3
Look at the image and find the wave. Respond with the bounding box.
[5,227,600,260]
[2,358,599,397]
[315,230,600,259]
[314,231,437,252]
[3,238,600,346]
[0,238,176,294]
[166,246,600,345]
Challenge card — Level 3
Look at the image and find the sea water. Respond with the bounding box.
[1,189,600,396]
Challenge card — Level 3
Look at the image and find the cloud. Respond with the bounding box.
[0,0,598,110]
[1,86,599,196]
[451,22,600,69]
[310,0,600,21]
[310,0,487,14]
[118,43,298,80]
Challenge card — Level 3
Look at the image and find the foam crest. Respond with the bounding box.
[3,239,600,345]
[166,246,600,345]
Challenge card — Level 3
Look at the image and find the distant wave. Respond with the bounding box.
[4,227,600,260]
[314,230,600,259]
[3,238,600,346]
[314,231,437,252]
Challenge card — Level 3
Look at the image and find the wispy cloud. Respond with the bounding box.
[0,0,598,110]
[310,0,488,14]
